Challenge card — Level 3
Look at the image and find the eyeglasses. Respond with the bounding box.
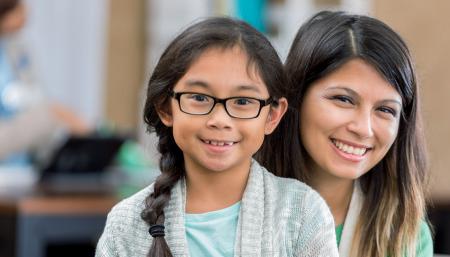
[169,91,276,119]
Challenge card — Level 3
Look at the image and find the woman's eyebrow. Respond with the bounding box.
[326,86,402,106]
[325,86,358,97]
[378,99,402,107]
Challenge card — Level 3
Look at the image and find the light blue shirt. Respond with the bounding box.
[185,201,241,257]
[0,39,30,165]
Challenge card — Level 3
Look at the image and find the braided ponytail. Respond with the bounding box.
[141,132,184,257]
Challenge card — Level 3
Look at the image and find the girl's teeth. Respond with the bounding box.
[205,140,234,146]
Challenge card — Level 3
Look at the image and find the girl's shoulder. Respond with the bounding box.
[259,163,325,205]
[256,161,333,222]
[96,184,155,256]
[106,183,154,226]
[255,162,338,255]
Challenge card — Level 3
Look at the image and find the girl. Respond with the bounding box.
[258,11,433,257]
[96,17,338,257]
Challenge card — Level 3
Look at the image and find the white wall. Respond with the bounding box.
[22,0,109,125]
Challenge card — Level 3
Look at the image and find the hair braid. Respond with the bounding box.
[141,132,184,257]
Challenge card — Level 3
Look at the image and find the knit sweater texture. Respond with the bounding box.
[95,160,338,257]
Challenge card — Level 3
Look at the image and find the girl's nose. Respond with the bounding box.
[205,103,232,129]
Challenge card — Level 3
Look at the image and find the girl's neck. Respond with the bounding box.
[184,160,250,214]
[309,169,354,226]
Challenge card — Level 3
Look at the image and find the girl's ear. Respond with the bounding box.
[156,104,173,127]
[264,97,288,135]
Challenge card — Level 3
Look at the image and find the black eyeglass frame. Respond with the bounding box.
[169,91,277,119]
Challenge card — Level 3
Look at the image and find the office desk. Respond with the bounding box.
[0,188,118,257]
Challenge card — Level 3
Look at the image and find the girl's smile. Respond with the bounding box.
[200,137,239,154]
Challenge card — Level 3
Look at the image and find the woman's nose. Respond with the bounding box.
[347,109,374,139]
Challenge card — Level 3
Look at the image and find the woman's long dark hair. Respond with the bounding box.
[142,17,286,257]
[257,11,428,257]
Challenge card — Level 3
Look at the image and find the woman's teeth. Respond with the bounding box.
[332,139,367,156]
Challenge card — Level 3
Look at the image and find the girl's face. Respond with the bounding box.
[300,59,401,182]
[158,46,286,175]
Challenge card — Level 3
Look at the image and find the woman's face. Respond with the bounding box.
[300,59,402,181]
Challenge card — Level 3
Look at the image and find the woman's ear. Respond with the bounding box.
[264,97,288,135]
[156,104,173,127]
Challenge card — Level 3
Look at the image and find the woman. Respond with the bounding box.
[0,0,89,161]
[257,11,432,257]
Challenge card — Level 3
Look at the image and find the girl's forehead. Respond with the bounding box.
[174,46,268,96]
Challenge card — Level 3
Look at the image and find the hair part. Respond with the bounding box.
[257,11,428,257]
[142,16,286,257]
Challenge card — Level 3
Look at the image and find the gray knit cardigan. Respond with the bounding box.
[96,160,338,257]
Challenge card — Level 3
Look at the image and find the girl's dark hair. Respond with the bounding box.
[257,11,427,257]
[141,17,285,257]
[0,0,19,21]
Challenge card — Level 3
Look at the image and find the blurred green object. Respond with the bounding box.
[117,140,153,168]
[114,140,160,199]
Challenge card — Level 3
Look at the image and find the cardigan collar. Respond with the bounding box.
[164,159,267,257]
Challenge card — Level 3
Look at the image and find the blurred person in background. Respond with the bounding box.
[0,0,89,165]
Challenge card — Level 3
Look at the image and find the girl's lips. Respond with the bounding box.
[201,139,236,154]
[201,139,236,146]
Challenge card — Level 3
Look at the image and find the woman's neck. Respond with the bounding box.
[309,171,354,226]
[184,161,250,214]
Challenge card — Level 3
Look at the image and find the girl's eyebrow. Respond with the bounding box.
[185,79,262,93]
[185,80,209,89]
[235,84,262,94]
[326,86,402,106]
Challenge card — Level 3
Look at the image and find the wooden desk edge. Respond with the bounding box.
[17,195,119,215]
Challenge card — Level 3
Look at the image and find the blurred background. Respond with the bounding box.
[0,0,449,256]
